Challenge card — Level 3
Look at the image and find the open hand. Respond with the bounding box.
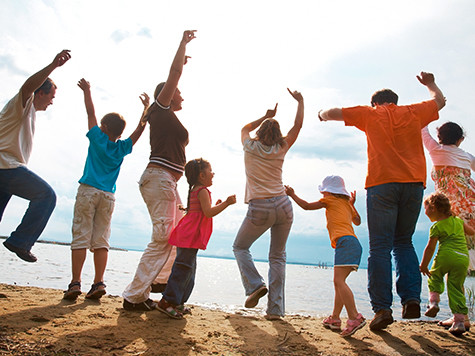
[53,50,71,68]
[139,93,150,108]
[416,72,435,86]
[77,78,90,92]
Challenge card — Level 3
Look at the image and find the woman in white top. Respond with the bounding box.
[422,122,474,255]
[233,88,304,320]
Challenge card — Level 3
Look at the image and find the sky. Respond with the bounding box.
[0,0,474,266]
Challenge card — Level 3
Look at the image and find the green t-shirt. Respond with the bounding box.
[430,216,468,256]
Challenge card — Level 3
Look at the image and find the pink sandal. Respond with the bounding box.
[323,316,342,330]
[341,314,366,337]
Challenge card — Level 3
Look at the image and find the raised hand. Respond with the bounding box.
[265,103,278,119]
[287,88,303,103]
[182,30,197,44]
[139,92,150,108]
[416,72,435,86]
[53,50,71,68]
[349,191,357,205]
[77,78,90,92]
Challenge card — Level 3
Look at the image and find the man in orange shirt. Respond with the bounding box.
[319,72,445,331]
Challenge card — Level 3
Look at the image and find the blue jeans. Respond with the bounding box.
[162,247,198,305]
[366,183,423,313]
[0,166,56,251]
[233,195,293,316]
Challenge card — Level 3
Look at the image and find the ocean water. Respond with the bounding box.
[1,241,474,321]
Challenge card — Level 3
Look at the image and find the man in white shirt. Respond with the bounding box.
[0,50,71,262]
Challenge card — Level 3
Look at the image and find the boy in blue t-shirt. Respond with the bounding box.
[63,78,149,300]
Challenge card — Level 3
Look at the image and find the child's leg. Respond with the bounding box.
[93,248,108,284]
[180,250,198,305]
[334,266,358,320]
[162,248,198,306]
[446,258,469,316]
[71,248,87,282]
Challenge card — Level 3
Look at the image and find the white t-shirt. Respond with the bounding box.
[422,126,475,171]
[243,137,289,203]
[0,91,36,168]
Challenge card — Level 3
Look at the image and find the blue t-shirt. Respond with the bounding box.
[79,126,133,193]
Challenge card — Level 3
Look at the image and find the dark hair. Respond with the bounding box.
[255,119,285,147]
[437,122,465,145]
[371,89,398,106]
[34,78,56,95]
[183,158,210,212]
[100,113,126,137]
[424,192,452,216]
[143,82,166,124]
[153,82,166,100]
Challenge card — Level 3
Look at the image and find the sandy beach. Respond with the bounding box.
[0,284,474,355]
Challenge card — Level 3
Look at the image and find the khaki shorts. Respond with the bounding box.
[71,184,115,251]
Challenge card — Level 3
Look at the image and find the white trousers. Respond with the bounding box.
[123,167,182,303]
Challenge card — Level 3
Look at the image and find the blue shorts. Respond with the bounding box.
[334,235,362,270]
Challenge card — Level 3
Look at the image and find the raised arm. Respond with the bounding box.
[198,190,236,218]
[318,108,343,122]
[285,88,304,148]
[241,104,277,144]
[77,78,97,130]
[285,185,325,210]
[156,30,196,107]
[129,93,150,145]
[416,72,446,111]
[421,125,440,152]
[21,50,71,107]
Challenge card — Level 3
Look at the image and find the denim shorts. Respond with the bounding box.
[334,235,362,270]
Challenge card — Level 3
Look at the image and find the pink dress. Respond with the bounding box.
[168,187,213,250]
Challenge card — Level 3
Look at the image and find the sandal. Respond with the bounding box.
[341,314,366,337]
[157,299,183,319]
[323,315,342,330]
[176,304,192,315]
[63,281,81,300]
[85,281,106,300]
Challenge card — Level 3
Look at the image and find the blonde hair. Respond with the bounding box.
[424,192,452,216]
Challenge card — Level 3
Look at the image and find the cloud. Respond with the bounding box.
[0,54,29,77]
[110,29,131,43]
[137,27,152,38]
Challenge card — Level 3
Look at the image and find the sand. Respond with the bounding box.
[0,284,473,355]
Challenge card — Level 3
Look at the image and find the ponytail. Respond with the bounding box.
[182,158,210,213]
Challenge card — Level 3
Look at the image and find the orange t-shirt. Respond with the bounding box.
[342,101,439,188]
[319,195,358,249]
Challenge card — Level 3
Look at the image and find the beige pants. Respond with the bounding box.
[122,167,182,303]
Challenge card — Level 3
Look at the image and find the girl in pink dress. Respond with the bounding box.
[157,158,236,319]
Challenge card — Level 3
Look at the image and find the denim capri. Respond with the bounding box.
[334,235,362,270]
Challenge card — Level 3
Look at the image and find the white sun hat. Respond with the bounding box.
[318,175,350,196]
